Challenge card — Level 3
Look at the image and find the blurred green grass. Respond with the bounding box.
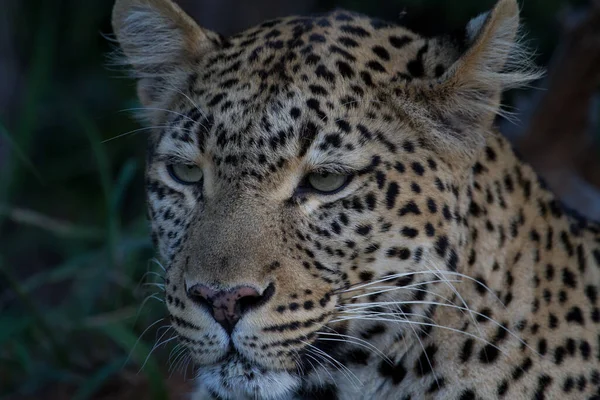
[0,0,589,398]
[0,1,170,398]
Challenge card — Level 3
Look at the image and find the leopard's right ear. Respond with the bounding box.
[112,0,220,108]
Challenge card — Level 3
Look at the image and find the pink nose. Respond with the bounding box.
[186,283,274,333]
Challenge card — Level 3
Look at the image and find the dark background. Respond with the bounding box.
[1,0,599,398]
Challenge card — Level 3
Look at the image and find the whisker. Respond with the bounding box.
[337,271,441,294]
[149,258,166,272]
[302,342,362,390]
[339,270,505,308]
[168,345,188,375]
[139,270,165,283]
[161,84,212,133]
[142,282,165,291]
[389,297,441,388]
[317,331,392,365]
[305,347,352,388]
[139,334,178,373]
[303,352,332,386]
[348,278,461,300]
[331,316,495,345]
[124,317,165,367]
[421,258,491,359]
[101,125,170,144]
[341,300,535,355]
[119,107,194,122]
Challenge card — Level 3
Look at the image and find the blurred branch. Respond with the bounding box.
[518,1,600,195]
[81,307,137,328]
[0,205,104,240]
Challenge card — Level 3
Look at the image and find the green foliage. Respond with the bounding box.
[0,1,167,398]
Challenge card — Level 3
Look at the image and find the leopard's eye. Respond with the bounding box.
[306,172,350,194]
[167,164,203,185]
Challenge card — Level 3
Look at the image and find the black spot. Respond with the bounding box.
[533,375,552,400]
[459,389,476,400]
[549,313,559,329]
[401,227,419,238]
[360,71,374,87]
[460,338,474,363]
[565,306,584,325]
[389,35,412,49]
[425,223,435,237]
[356,225,372,236]
[359,271,374,281]
[415,344,437,376]
[315,64,336,83]
[537,339,547,355]
[427,198,438,213]
[434,235,449,258]
[562,268,577,288]
[386,182,400,209]
[290,107,301,119]
[340,25,371,37]
[309,33,326,43]
[378,360,407,385]
[479,344,500,363]
[511,357,532,380]
[309,84,328,96]
[586,285,598,304]
[372,46,390,60]
[497,380,509,396]
[366,60,386,72]
[579,340,591,360]
[336,60,355,78]
[411,162,425,176]
[407,44,428,78]
[339,36,359,48]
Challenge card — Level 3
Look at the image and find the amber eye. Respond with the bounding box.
[167,164,203,185]
[306,172,351,194]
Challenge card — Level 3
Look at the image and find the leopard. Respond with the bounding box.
[111,0,600,398]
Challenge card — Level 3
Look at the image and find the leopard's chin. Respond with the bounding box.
[196,352,301,400]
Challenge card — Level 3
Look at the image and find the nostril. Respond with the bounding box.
[238,283,275,314]
[186,284,216,315]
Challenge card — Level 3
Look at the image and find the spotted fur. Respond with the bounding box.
[111,0,600,398]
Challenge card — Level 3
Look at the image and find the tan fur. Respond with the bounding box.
[112,0,600,399]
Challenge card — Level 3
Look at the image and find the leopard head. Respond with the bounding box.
[111,0,537,398]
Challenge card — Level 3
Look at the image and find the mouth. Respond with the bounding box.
[197,351,301,400]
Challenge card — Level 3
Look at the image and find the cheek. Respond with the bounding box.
[147,192,192,261]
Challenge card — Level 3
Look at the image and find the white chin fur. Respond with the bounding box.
[193,363,300,400]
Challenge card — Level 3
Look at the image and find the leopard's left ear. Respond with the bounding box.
[400,0,541,153]
[111,0,220,112]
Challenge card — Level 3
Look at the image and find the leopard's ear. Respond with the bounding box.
[111,0,219,108]
[400,0,541,154]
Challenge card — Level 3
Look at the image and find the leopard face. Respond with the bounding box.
[112,1,600,399]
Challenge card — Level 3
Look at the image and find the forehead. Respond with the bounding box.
[196,10,430,96]
[155,11,453,178]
